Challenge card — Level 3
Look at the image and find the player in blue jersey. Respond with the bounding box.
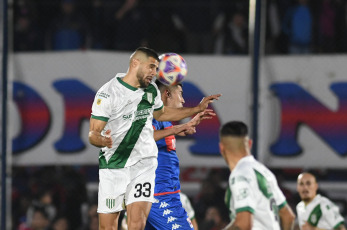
[145,80,213,229]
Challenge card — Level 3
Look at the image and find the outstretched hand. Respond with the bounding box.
[197,94,221,112]
[183,109,217,135]
[189,110,216,127]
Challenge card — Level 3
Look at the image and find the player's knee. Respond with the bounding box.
[128,218,146,230]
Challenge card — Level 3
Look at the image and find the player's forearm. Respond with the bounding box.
[156,106,200,122]
[89,131,109,148]
[279,205,296,230]
[153,125,187,141]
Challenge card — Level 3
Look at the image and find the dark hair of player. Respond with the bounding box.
[220,121,249,137]
[136,47,160,62]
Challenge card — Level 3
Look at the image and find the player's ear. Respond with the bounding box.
[131,58,140,68]
[219,142,225,156]
[166,90,171,98]
[248,138,253,150]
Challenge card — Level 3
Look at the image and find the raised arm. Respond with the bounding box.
[153,111,215,141]
[153,94,221,121]
[89,118,112,148]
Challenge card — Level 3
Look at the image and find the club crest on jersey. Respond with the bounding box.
[236,188,249,200]
[97,99,102,105]
[106,198,115,209]
[147,92,153,104]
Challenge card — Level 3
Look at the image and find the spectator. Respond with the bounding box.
[13,0,43,51]
[50,215,70,230]
[175,0,220,54]
[318,0,338,53]
[26,189,57,228]
[107,0,149,50]
[214,11,248,55]
[282,0,313,54]
[28,208,51,230]
[199,206,228,230]
[46,0,90,50]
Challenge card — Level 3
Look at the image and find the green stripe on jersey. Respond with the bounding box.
[236,206,255,214]
[278,201,287,209]
[99,84,158,168]
[254,169,273,198]
[308,204,322,226]
[91,115,109,122]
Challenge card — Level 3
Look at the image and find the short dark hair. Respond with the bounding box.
[136,47,159,61]
[155,79,182,91]
[220,121,248,137]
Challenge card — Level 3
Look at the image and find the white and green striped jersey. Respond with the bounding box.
[226,155,287,230]
[296,194,345,229]
[91,74,163,169]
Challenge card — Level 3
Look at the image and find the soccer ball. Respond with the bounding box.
[157,53,187,86]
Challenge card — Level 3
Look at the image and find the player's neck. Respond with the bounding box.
[303,195,316,206]
[123,73,140,88]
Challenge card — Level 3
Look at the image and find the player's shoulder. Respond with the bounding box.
[98,75,120,93]
[296,200,305,210]
[317,194,334,206]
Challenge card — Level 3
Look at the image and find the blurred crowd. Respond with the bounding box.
[11,166,347,230]
[12,0,347,54]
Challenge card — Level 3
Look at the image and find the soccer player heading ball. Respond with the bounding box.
[89,47,220,230]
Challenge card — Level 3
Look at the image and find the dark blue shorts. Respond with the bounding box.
[145,192,194,230]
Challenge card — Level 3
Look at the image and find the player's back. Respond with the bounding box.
[152,119,181,194]
[228,155,286,230]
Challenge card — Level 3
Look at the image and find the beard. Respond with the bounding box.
[137,71,150,88]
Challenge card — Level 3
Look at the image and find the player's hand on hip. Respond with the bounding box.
[197,94,221,112]
[103,129,112,148]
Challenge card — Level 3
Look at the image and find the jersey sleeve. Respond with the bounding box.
[322,200,345,228]
[153,83,163,111]
[229,169,256,214]
[152,119,163,131]
[91,88,113,121]
[270,173,287,209]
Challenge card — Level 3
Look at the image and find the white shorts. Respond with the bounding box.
[97,157,158,213]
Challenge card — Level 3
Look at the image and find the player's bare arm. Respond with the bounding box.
[153,94,221,121]
[301,222,325,230]
[336,224,347,230]
[153,124,192,141]
[279,204,296,230]
[89,118,112,148]
[223,211,252,230]
[153,110,216,140]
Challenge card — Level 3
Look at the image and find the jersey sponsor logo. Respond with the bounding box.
[163,209,173,216]
[97,99,102,105]
[106,198,115,209]
[160,202,170,208]
[125,99,133,107]
[172,223,181,229]
[98,92,110,99]
[134,108,151,121]
[122,113,133,120]
[167,216,177,223]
